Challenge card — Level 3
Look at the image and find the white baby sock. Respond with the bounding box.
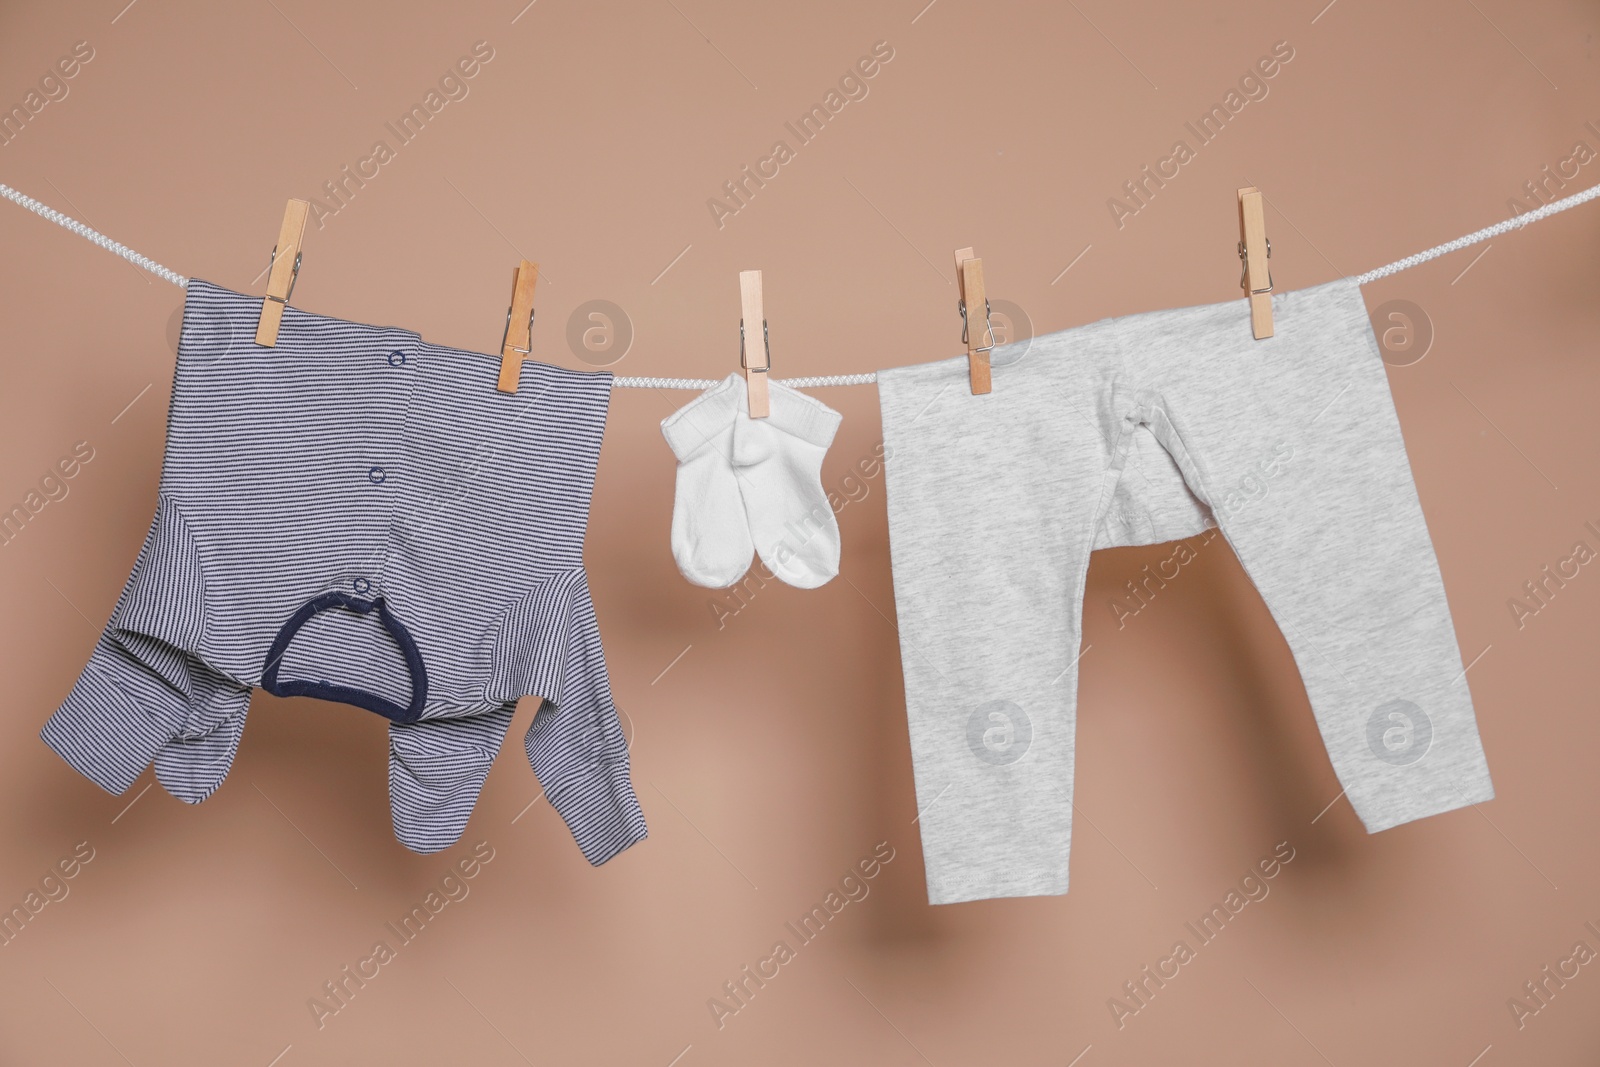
[731,381,843,589]
[662,375,753,588]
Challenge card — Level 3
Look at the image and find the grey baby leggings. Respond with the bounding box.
[879,278,1494,905]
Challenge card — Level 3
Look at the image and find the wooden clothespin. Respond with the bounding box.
[1237,188,1273,339]
[255,199,310,347]
[953,247,994,394]
[497,260,540,394]
[739,269,770,418]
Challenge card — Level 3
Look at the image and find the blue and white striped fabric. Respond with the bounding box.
[41,280,648,862]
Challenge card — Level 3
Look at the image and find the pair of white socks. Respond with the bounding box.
[661,373,842,589]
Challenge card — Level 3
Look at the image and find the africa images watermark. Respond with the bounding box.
[706,40,896,230]
[1369,299,1434,367]
[0,40,95,148]
[1507,920,1600,1030]
[1107,440,1293,629]
[967,700,1031,765]
[1108,531,1219,630]
[705,840,897,1030]
[1107,840,1297,1029]
[0,440,96,550]
[709,440,889,629]
[0,840,96,948]
[1366,700,1431,766]
[307,41,497,228]
[1505,518,1600,631]
[1505,118,1600,218]
[1106,40,1296,229]
[306,840,496,1029]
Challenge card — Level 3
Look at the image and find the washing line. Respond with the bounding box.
[4,180,1597,390]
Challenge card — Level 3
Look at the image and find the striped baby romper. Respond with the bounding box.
[42,280,648,861]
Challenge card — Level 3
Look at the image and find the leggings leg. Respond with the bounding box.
[880,365,1131,904]
[1140,280,1493,830]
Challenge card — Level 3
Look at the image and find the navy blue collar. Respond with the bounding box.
[261,593,429,724]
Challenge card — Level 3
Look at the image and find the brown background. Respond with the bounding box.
[1,0,1597,1063]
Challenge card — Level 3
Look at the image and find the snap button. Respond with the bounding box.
[368,466,386,484]
[352,577,371,595]
[387,350,407,366]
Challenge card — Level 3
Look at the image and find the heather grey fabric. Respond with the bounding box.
[880,278,1494,905]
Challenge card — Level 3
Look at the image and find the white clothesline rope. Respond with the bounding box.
[6,179,1599,389]
[1350,180,1600,285]
[1,182,189,289]
[612,372,880,389]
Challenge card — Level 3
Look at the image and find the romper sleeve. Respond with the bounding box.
[488,567,647,865]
